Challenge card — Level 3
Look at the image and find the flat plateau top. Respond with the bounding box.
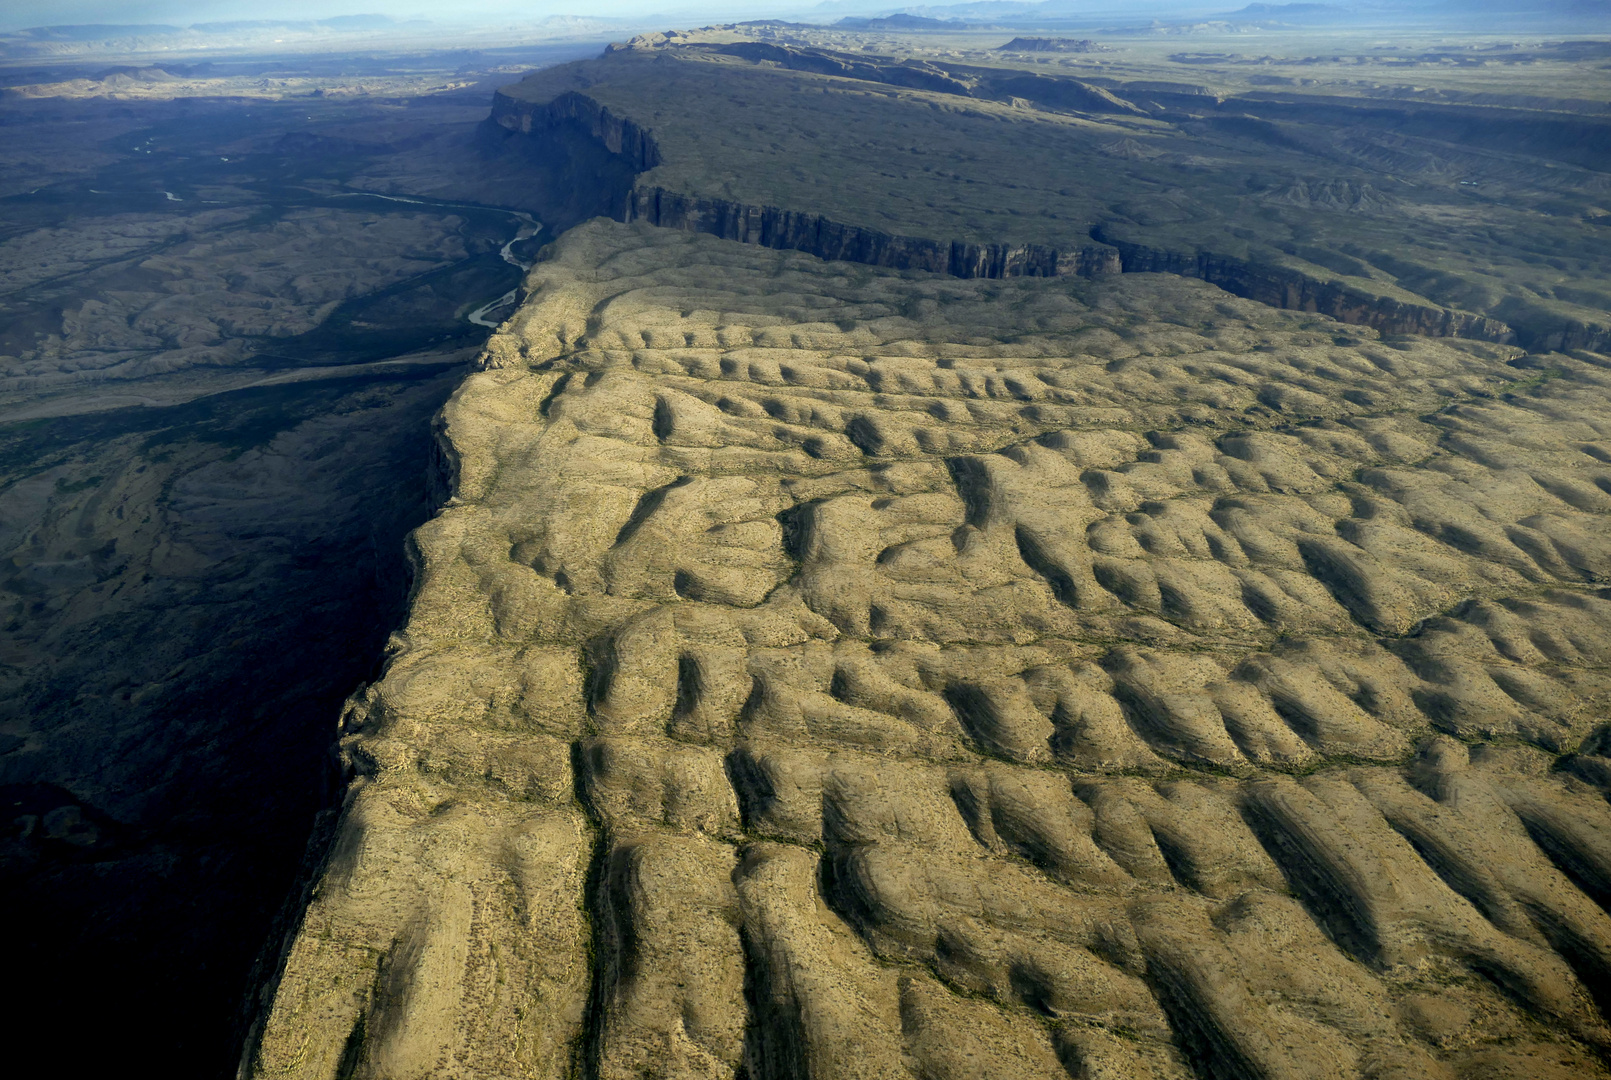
[500,32,1611,345]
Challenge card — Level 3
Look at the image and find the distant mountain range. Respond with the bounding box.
[834,0,1611,26]
[3,0,1607,59]
[2,15,425,40]
[834,13,959,27]
[0,14,650,60]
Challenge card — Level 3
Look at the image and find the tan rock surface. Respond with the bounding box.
[251,219,1611,1078]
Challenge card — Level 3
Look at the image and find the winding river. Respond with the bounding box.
[333,191,541,330]
[468,217,541,328]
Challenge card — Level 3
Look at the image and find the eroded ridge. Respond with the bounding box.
[250,220,1611,1080]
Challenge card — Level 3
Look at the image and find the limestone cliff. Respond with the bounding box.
[490,78,1121,282]
[628,185,1121,279]
[489,46,1534,345]
[490,88,660,172]
[247,219,1611,1080]
[1100,235,1518,342]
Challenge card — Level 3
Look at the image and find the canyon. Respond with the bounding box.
[0,37,605,1074]
[6,14,1611,1080]
[247,23,1611,1080]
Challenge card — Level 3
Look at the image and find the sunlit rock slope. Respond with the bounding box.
[250,219,1611,1080]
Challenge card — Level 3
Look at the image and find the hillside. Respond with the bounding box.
[251,216,1611,1080]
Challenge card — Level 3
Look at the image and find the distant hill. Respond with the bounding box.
[189,15,413,33]
[1226,2,1346,15]
[6,24,181,40]
[998,36,1104,51]
[835,13,963,28]
[1217,2,1351,21]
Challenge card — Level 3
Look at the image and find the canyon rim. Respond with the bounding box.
[5,9,1611,1079]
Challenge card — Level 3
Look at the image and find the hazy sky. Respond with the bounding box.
[6,0,868,26]
[0,0,1292,34]
[0,1,696,29]
[5,0,1593,33]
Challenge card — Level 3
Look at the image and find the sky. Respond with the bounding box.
[0,1,776,29]
[0,0,1229,34]
[5,0,1603,33]
[0,2,665,29]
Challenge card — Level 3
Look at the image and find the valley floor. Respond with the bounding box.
[0,43,595,1074]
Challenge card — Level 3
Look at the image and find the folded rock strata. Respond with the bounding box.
[248,219,1611,1079]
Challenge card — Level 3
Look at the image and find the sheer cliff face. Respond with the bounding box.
[251,219,1611,1080]
[490,37,1611,352]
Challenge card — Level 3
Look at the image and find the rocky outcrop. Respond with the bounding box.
[1498,310,1611,354]
[1102,233,1519,343]
[491,88,659,171]
[998,37,1105,52]
[629,185,1121,278]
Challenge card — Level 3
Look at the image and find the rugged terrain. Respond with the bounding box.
[246,24,1611,1080]
[11,17,1611,1079]
[0,40,604,1075]
[251,214,1611,1078]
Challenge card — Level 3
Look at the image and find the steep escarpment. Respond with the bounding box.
[478,93,644,232]
[492,77,1508,333]
[627,185,1120,278]
[490,88,660,172]
[492,77,1119,281]
[487,40,1593,346]
[249,219,1611,1080]
[1101,235,1517,342]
